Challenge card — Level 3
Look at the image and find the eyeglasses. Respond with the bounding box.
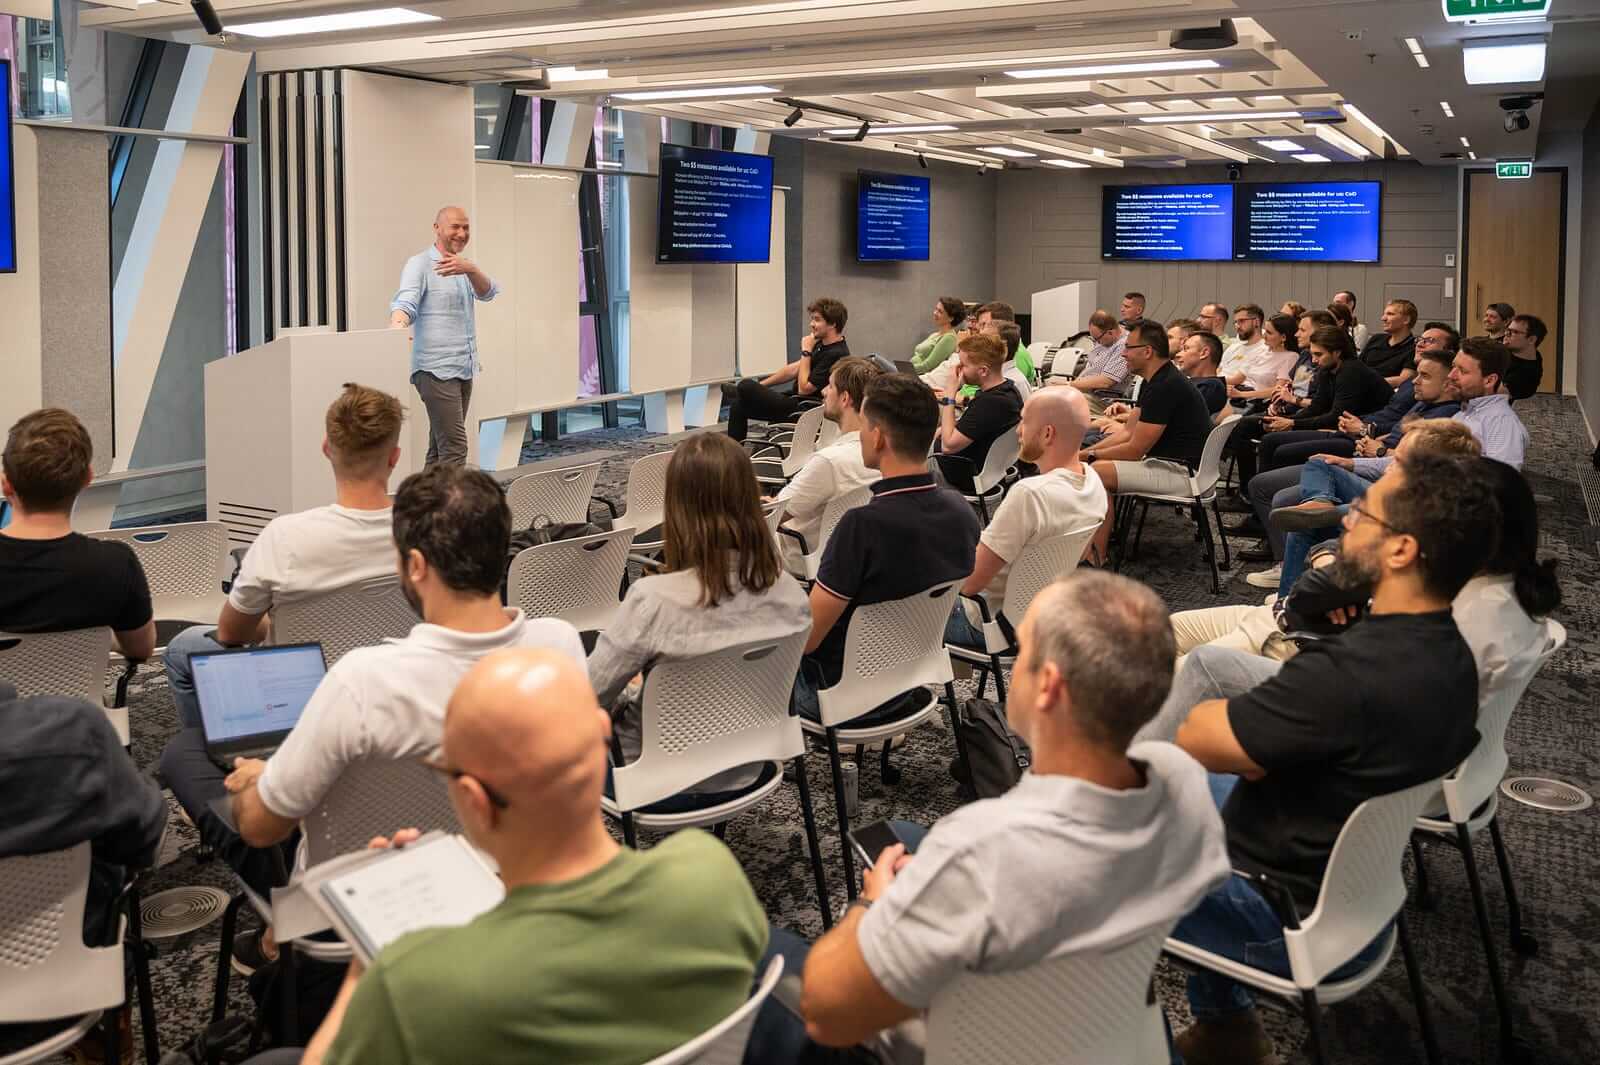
[1343,498,1400,536]
[1503,327,1529,338]
[419,756,510,809]
[1123,343,1151,354]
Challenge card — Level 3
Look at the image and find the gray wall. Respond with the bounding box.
[995,161,1458,336]
[794,140,997,360]
[1581,107,1600,442]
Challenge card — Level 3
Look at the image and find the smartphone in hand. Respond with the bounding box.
[848,820,912,868]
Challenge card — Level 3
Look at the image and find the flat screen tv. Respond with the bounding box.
[0,60,16,274]
[1101,183,1234,261]
[1234,180,1382,262]
[654,144,774,264]
[857,170,930,261]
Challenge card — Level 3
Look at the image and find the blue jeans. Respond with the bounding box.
[1172,775,1389,1020]
[944,606,986,650]
[1299,457,1374,507]
[1276,525,1342,598]
[164,623,231,729]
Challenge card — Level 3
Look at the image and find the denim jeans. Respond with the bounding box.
[164,624,231,730]
[943,606,986,650]
[1299,457,1375,507]
[1276,525,1342,598]
[1135,645,1284,746]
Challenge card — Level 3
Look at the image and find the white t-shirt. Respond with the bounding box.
[1219,337,1267,385]
[256,609,586,822]
[775,430,878,565]
[1453,574,1555,700]
[964,466,1106,627]
[1236,347,1299,392]
[229,504,396,615]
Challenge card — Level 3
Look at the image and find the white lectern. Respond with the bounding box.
[1030,281,1099,349]
[205,330,418,544]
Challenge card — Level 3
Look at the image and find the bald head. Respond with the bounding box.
[433,206,471,255]
[1019,387,1090,468]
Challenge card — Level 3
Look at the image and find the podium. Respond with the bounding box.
[1030,281,1098,350]
[205,329,419,544]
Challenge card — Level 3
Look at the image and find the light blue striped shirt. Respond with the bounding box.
[390,246,500,381]
[1454,393,1528,471]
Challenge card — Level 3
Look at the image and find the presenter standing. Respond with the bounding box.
[390,206,500,467]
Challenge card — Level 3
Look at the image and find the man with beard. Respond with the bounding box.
[933,333,1024,492]
[1155,451,1493,1065]
[160,465,584,970]
[391,206,501,467]
[945,389,1105,649]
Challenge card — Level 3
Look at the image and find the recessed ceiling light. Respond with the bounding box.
[474,144,491,150]
[979,146,1036,158]
[1440,101,1455,117]
[1468,151,1478,160]
[1004,58,1220,79]
[1257,139,1304,151]
[614,85,779,101]
[1461,136,1472,147]
[1404,37,1424,54]
[1093,147,1106,156]
[1462,36,1547,85]
[1314,125,1372,159]
[1043,159,1091,168]
[1413,52,1431,68]
[227,7,440,37]
[546,66,609,82]
[1255,94,1287,101]
[1293,152,1331,163]
[1138,111,1301,124]
[823,124,956,135]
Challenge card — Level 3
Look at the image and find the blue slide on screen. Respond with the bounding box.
[1235,181,1382,262]
[1101,184,1234,261]
[1,61,16,274]
[655,144,774,264]
[858,171,931,262]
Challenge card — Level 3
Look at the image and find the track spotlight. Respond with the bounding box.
[851,121,870,141]
[783,107,803,127]
[979,164,989,176]
[190,0,224,35]
[917,152,928,169]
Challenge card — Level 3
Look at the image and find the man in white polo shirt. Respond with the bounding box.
[774,357,882,570]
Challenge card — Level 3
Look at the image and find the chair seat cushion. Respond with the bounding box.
[604,761,779,814]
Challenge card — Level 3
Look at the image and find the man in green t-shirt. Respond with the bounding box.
[296,649,768,1065]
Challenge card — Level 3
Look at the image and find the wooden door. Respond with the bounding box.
[1462,168,1565,392]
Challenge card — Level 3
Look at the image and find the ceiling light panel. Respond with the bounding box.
[1293,152,1330,162]
[1138,111,1301,124]
[1314,125,1372,159]
[979,146,1036,157]
[1413,52,1430,69]
[546,66,608,82]
[1462,37,1547,85]
[1005,59,1221,80]
[227,7,439,37]
[1439,101,1454,117]
[614,85,780,101]
[1043,158,1091,168]
[822,124,956,135]
[1257,139,1303,151]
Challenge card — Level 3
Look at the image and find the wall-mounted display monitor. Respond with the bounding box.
[857,170,931,261]
[0,60,16,274]
[655,144,774,264]
[1234,181,1382,263]
[1101,183,1234,261]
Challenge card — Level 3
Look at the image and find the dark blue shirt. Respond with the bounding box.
[1381,399,1462,448]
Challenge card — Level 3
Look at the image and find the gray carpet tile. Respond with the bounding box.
[52,397,1600,1063]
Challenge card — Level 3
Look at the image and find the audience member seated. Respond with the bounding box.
[590,433,811,796]
[1161,452,1496,1065]
[726,298,851,442]
[772,357,882,567]
[1358,299,1418,387]
[1166,317,1201,355]
[952,320,1034,403]
[158,465,586,968]
[920,300,1034,393]
[1217,305,1268,388]
[1058,310,1128,411]
[286,649,767,1065]
[1119,290,1147,328]
[1481,301,1514,341]
[1280,300,1306,320]
[751,571,1228,1065]
[1175,331,1229,416]
[945,390,1105,650]
[1196,302,1231,343]
[0,408,155,660]
[794,374,980,724]
[1501,313,1546,402]
[973,301,1037,384]
[165,384,405,729]
[1448,337,1530,469]
[1224,312,1298,405]
[909,296,965,375]
[1082,319,1216,565]
[1258,310,1336,422]
[933,334,1024,493]
[1333,289,1369,349]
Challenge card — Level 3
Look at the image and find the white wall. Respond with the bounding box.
[0,126,45,446]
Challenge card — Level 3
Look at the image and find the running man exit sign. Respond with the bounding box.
[1443,0,1551,23]
[1496,160,1534,179]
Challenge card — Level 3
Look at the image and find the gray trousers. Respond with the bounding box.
[412,371,473,467]
[1135,644,1285,746]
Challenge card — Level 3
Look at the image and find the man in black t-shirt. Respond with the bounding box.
[1078,319,1213,563]
[1176,330,1230,416]
[725,297,850,441]
[1358,298,1418,387]
[1165,452,1494,1065]
[795,374,980,722]
[933,333,1023,493]
[0,409,154,659]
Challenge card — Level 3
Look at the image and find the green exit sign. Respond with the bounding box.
[1496,160,1534,179]
[1443,0,1551,23]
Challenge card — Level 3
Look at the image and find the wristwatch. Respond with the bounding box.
[939,396,955,407]
[847,897,874,916]
[1375,444,1388,457]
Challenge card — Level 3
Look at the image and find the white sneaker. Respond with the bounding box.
[1245,564,1283,589]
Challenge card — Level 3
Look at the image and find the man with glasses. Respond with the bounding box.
[1197,303,1231,342]
[1159,452,1492,1065]
[1500,314,1546,401]
[1059,309,1128,404]
[1218,305,1268,391]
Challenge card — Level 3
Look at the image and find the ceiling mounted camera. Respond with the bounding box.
[1499,94,1541,133]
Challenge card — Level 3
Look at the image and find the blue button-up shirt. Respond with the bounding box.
[390,246,500,380]
[1351,391,1524,481]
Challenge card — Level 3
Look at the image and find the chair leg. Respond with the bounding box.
[212,893,243,1023]
[1300,989,1329,1065]
[1456,822,1519,1060]
[1397,912,1443,1065]
[1211,495,1232,570]
[1132,500,1151,560]
[622,811,638,849]
[879,739,901,786]
[791,755,833,930]
[278,942,299,1048]
[127,885,159,1065]
[946,683,975,801]
[989,654,1007,703]
[711,821,728,840]
[1410,836,1436,911]
[1488,815,1537,956]
[825,727,857,900]
[974,666,988,701]
[1194,500,1221,594]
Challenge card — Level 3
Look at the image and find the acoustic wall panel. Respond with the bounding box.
[737,187,787,377]
[627,173,694,394]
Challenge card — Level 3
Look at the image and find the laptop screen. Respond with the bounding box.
[192,643,327,745]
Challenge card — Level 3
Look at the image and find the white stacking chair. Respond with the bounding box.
[800,581,968,898]
[778,485,873,582]
[751,403,830,487]
[639,956,785,1065]
[1112,414,1239,593]
[603,631,832,926]
[937,427,1021,523]
[945,523,1100,704]
[1410,620,1566,1062]
[270,575,418,666]
[594,450,672,556]
[505,461,603,528]
[924,929,1171,1065]
[90,521,231,634]
[0,627,124,744]
[0,843,157,1065]
[1164,778,1445,1065]
[505,525,635,633]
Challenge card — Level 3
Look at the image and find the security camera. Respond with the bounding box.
[1504,110,1530,133]
[1499,94,1541,133]
[1226,162,1242,182]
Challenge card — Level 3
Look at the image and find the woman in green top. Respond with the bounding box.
[910,296,967,373]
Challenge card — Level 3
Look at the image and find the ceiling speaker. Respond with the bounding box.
[1171,19,1238,51]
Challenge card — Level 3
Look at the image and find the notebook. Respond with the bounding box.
[192,642,327,765]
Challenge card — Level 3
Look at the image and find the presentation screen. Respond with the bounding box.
[0,61,16,274]
[655,144,773,264]
[857,170,931,261]
[1101,183,1234,261]
[1235,181,1382,262]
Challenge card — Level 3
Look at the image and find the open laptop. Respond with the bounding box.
[192,642,328,767]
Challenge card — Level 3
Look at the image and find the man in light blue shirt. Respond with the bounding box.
[390,206,500,467]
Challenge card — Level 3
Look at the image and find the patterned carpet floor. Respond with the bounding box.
[60,395,1599,1064]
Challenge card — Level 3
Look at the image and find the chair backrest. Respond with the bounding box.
[1192,414,1241,496]
[0,627,110,703]
[302,759,461,867]
[614,631,808,809]
[270,576,418,667]
[0,844,125,1023]
[1441,619,1566,822]
[781,405,830,474]
[817,581,959,727]
[505,526,635,627]
[998,523,1101,626]
[90,521,230,601]
[816,413,842,448]
[926,929,1170,1065]
[621,450,675,531]
[505,462,603,529]
[974,427,1022,494]
[815,485,874,557]
[1288,777,1442,984]
[639,955,784,1065]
